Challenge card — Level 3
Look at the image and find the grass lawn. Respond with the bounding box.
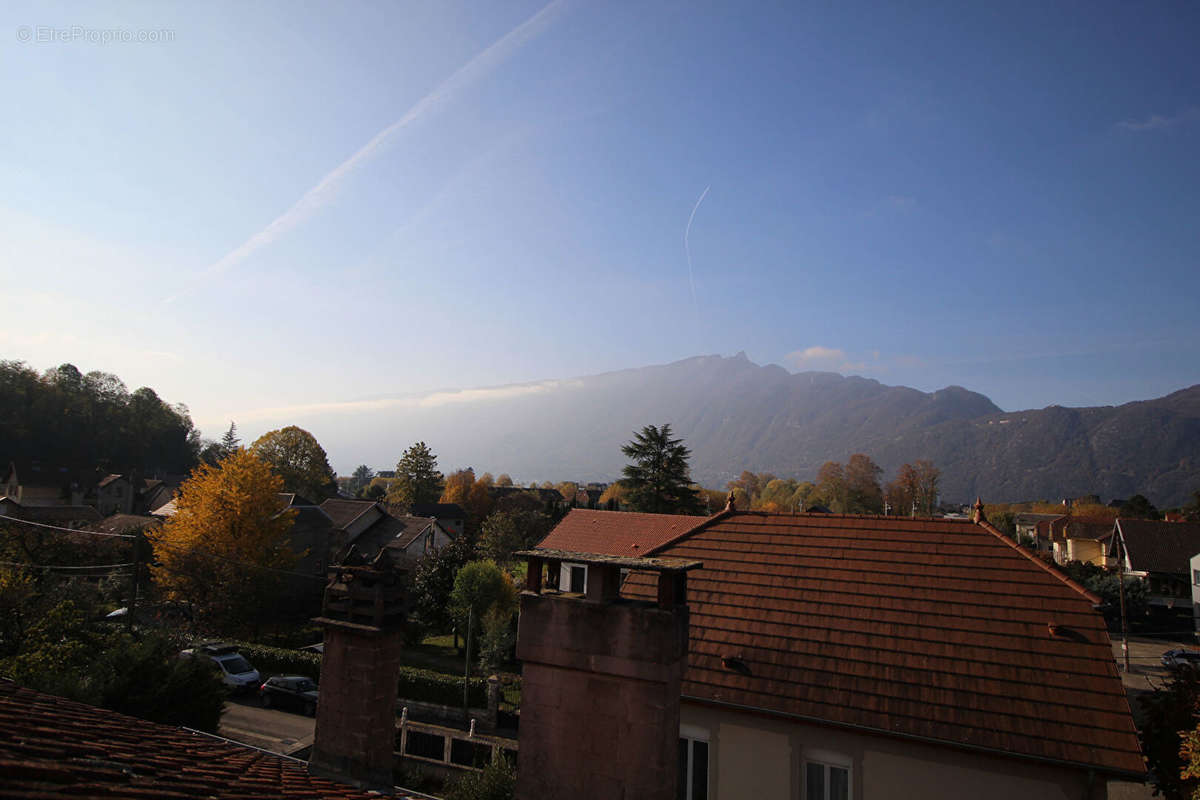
[401,634,466,674]
[407,634,523,711]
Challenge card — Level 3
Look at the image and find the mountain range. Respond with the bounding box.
[323,353,1200,507]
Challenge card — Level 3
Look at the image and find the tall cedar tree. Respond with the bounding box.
[219,421,240,452]
[250,425,337,501]
[390,441,444,506]
[149,449,298,632]
[620,424,705,515]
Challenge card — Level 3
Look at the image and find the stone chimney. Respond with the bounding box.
[308,547,407,793]
[515,549,701,800]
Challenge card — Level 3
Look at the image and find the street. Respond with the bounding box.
[218,695,315,756]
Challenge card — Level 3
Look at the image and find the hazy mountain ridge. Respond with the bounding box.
[326,354,1198,506]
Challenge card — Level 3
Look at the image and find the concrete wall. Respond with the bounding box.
[679,701,1105,800]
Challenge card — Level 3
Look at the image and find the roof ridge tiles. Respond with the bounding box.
[975,518,1101,604]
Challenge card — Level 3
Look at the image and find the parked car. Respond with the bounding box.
[1162,649,1200,669]
[181,643,261,693]
[259,676,319,715]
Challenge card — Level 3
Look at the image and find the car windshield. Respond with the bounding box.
[220,655,253,674]
[297,679,317,692]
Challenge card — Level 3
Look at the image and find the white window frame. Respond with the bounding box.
[561,563,587,593]
[679,724,710,800]
[804,748,852,800]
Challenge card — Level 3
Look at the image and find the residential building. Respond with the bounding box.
[0,496,101,528]
[1014,512,1062,550]
[536,507,706,592]
[320,498,454,562]
[408,502,466,537]
[533,507,1143,798]
[1110,518,1200,610]
[1036,515,1114,566]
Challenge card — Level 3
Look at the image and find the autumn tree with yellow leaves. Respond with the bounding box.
[149,449,298,634]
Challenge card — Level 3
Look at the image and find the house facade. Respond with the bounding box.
[537,508,1144,798]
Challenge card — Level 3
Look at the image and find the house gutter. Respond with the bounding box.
[680,695,1146,782]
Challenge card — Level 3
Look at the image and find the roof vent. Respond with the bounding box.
[722,655,752,676]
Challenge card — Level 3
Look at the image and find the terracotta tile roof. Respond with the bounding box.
[409,502,465,519]
[536,508,709,558]
[352,515,436,557]
[87,514,161,534]
[16,504,103,524]
[1116,518,1200,574]
[1063,519,1114,542]
[319,499,378,530]
[0,680,429,799]
[623,511,1143,777]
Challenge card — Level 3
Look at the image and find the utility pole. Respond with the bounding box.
[462,606,474,718]
[1117,532,1130,673]
[127,527,144,631]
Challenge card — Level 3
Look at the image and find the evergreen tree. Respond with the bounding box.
[619,424,705,515]
[348,464,375,496]
[219,421,240,453]
[390,442,444,506]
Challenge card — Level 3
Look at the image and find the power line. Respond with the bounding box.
[0,513,136,538]
[0,559,135,571]
[152,539,327,582]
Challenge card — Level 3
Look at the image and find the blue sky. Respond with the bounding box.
[2,0,1198,456]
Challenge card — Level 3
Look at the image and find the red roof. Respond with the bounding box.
[0,680,427,799]
[536,508,709,557]
[623,512,1142,777]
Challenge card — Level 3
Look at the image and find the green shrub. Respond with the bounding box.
[398,665,488,708]
[445,756,516,800]
[226,640,488,707]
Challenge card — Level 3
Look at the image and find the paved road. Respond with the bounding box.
[219,696,314,756]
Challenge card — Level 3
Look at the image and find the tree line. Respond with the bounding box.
[0,361,198,474]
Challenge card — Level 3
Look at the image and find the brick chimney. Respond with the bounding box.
[308,547,407,793]
[515,549,701,800]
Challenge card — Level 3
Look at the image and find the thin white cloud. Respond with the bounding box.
[199,379,582,427]
[165,0,566,303]
[1116,108,1199,132]
[785,346,849,370]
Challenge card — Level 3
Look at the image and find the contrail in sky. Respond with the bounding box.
[683,185,710,312]
[164,0,566,303]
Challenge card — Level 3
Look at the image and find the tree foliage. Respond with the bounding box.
[250,425,337,500]
[0,599,225,732]
[149,449,298,633]
[390,442,444,506]
[1140,665,1200,799]
[347,464,375,496]
[0,360,199,473]
[885,460,940,515]
[619,424,705,515]
[450,561,517,630]
[410,535,477,634]
[479,509,554,565]
[445,755,516,800]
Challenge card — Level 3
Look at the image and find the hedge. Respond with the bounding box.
[226,641,488,708]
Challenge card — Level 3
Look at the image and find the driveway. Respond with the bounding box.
[219,695,314,756]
